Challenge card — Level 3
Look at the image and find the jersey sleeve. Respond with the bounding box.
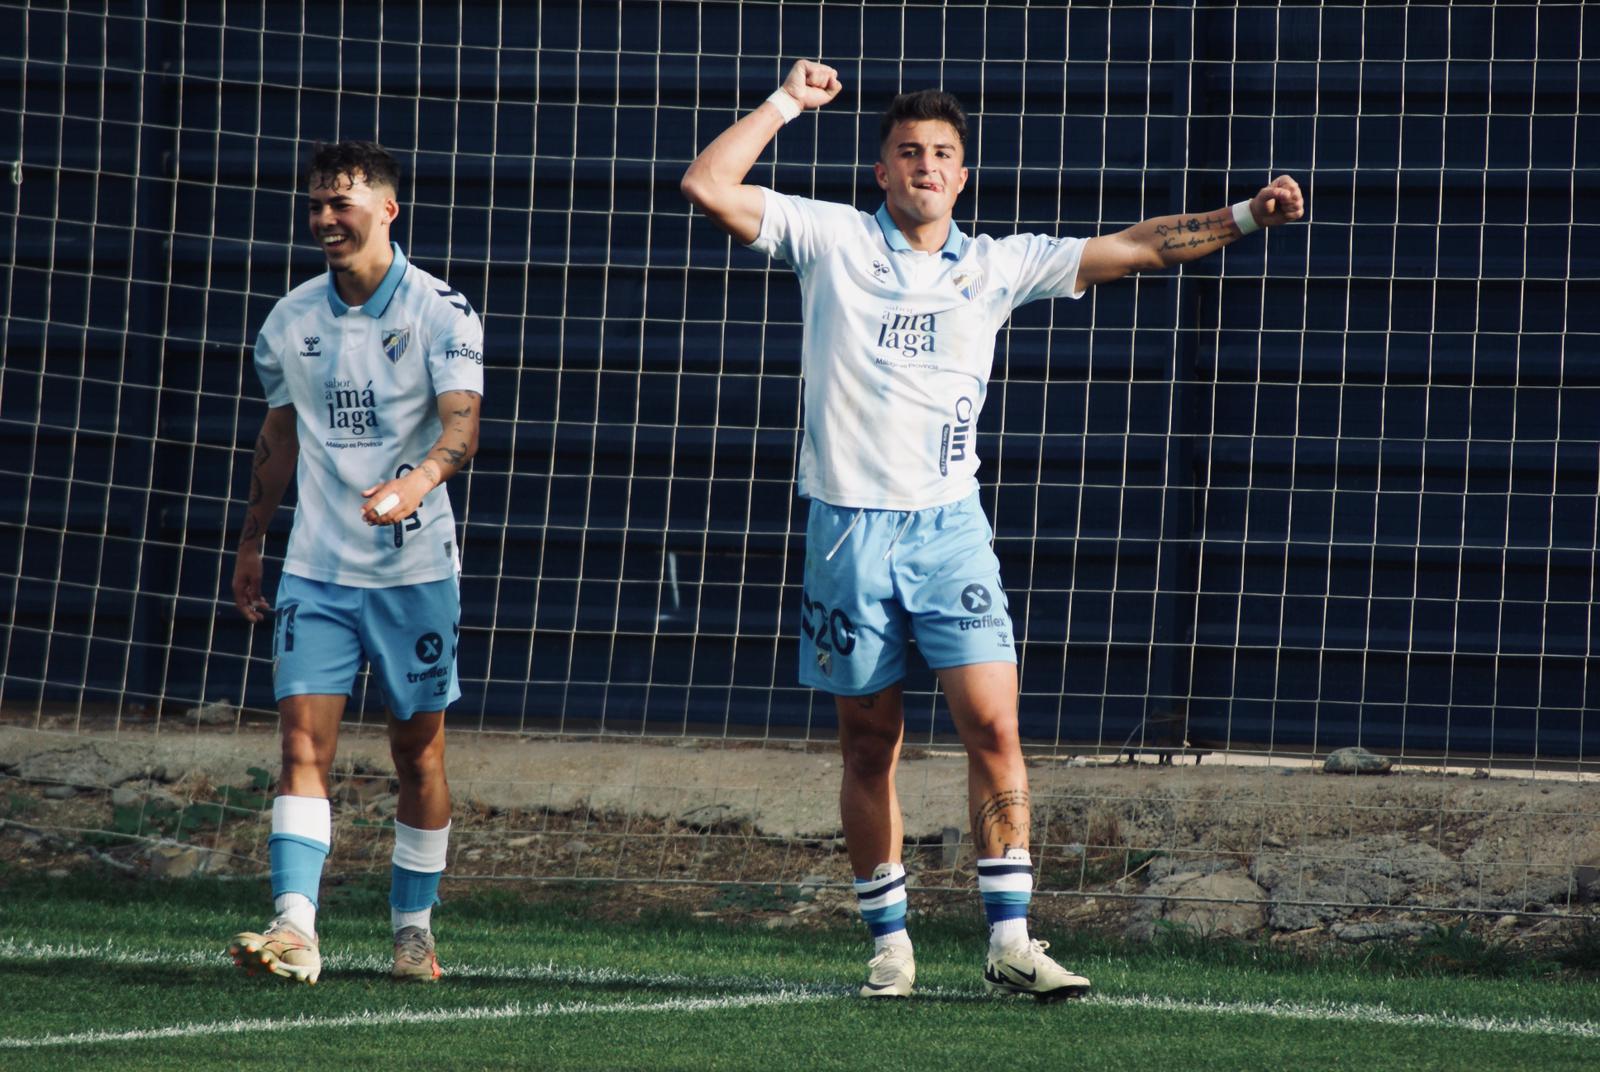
[746,187,855,275]
[1004,233,1090,308]
[425,299,486,397]
[252,329,291,408]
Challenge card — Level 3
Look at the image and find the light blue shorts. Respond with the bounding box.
[798,493,1016,697]
[272,573,461,720]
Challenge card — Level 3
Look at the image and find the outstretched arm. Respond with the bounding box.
[1075,175,1305,293]
[680,59,843,244]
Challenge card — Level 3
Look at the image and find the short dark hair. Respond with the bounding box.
[878,90,969,155]
[305,140,401,194]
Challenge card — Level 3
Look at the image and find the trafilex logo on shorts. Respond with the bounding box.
[939,396,973,476]
[957,582,1006,632]
[324,378,382,440]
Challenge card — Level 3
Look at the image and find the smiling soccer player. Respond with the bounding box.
[683,61,1303,1001]
[227,140,484,985]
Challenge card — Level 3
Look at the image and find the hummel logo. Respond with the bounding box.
[435,286,474,317]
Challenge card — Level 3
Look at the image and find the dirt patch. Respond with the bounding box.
[2,718,1597,953]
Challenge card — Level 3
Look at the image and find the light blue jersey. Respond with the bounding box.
[749,189,1086,511]
[254,244,484,588]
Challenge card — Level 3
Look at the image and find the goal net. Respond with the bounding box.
[2,2,1594,925]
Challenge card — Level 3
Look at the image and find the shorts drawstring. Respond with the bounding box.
[881,512,916,560]
[824,508,865,561]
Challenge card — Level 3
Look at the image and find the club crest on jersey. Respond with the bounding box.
[951,269,983,301]
[382,327,411,364]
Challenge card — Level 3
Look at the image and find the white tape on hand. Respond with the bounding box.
[374,493,401,516]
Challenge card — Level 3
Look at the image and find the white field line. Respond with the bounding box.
[1083,993,1600,1041]
[0,992,825,1050]
[4,939,1597,1045]
[0,938,753,990]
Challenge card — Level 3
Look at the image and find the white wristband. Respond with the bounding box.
[765,88,802,124]
[1232,200,1260,235]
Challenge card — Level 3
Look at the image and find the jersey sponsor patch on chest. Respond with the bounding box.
[876,307,939,364]
[324,378,382,442]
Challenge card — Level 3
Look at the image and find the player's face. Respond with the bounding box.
[874,119,968,226]
[307,171,397,274]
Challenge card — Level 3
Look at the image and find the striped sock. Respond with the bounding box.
[977,849,1032,951]
[854,862,910,952]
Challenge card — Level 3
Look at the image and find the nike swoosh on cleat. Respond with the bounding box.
[862,981,902,991]
[1005,965,1037,984]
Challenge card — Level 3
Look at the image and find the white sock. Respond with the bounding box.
[392,906,433,933]
[274,892,317,938]
[990,917,1029,952]
[874,928,913,956]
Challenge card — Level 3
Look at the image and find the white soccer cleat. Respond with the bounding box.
[392,925,443,982]
[983,938,1090,1003]
[858,944,915,998]
[228,917,322,985]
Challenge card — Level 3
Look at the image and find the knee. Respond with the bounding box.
[843,731,900,780]
[392,738,446,784]
[964,712,1020,758]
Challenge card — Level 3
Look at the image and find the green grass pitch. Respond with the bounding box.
[1,870,1596,1071]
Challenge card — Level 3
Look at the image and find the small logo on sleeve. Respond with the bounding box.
[443,342,483,365]
[434,286,474,317]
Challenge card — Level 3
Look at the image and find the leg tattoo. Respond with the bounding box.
[973,788,1030,855]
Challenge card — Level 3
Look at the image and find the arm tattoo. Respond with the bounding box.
[240,433,272,546]
[973,788,1031,855]
[247,434,270,506]
[1155,213,1230,253]
[435,442,467,468]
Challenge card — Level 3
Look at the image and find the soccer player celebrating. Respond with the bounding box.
[682,61,1303,1000]
[227,141,484,985]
